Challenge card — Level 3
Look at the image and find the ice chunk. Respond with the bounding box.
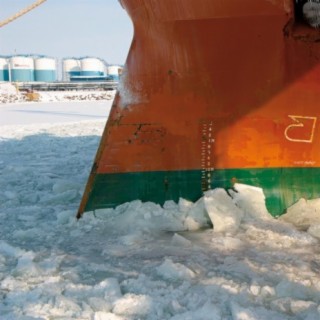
[270,297,291,313]
[204,188,243,233]
[57,210,75,225]
[230,301,289,320]
[170,301,222,320]
[98,278,122,303]
[290,299,317,316]
[249,283,261,296]
[211,236,244,251]
[260,285,276,299]
[169,299,184,313]
[13,228,41,241]
[163,200,178,210]
[275,279,312,300]
[119,232,143,246]
[308,223,320,239]
[38,255,64,276]
[110,200,186,233]
[184,198,211,230]
[52,180,80,194]
[54,295,82,316]
[88,297,112,312]
[12,252,41,278]
[0,253,5,265]
[94,312,125,320]
[1,276,29,292]
[0,240,25,258]
[280,198,320,230]
[40,189,78,204]
[271,297,317,317]
[4,190,18,200]
[232,183,271,221]
[112,293,153,317]
[171,233,192,247]
[184,216,204,231]
[156,258,195,281]
[178,198,193,213]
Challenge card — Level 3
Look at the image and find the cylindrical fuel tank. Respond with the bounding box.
[34,57,57,82]
[0,58,9,81]
[63,58,81,81]
[10,56,34,82]
[80,57,105,76]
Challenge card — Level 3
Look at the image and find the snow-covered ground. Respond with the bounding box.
[0,82,116,126]
[0,100,112,126]
[0,82,115,105]
[1,90,320,319]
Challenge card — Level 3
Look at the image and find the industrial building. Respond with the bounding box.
[0,54,122,84]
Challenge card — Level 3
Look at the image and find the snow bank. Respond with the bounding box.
[37,90,115,103]
[0,81,116,104]
[0,82,26,103]
[0,82,17,95]
[1,106,320,320]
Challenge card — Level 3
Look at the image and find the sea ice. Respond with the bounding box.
[1,98,320,320]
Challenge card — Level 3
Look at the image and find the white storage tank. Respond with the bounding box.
[107,65,123,80]
[80,57,105,76]
[0,58,9,81]
[34,57,57,82]
[63,58,81,81]
[10,56,35,82]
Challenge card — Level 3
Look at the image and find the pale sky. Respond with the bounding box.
[0,0,133,64]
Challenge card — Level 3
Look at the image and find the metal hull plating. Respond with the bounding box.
[78,0,320,217]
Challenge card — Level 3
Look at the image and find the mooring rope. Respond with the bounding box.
[0,0,47,28]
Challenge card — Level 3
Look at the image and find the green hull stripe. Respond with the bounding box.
[84,168,320,216]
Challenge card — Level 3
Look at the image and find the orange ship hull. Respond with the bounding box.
[78,0,320,217]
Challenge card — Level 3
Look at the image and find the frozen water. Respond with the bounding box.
[204,188,243,234]
[280,198,320,230]
[1,97,320,319]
